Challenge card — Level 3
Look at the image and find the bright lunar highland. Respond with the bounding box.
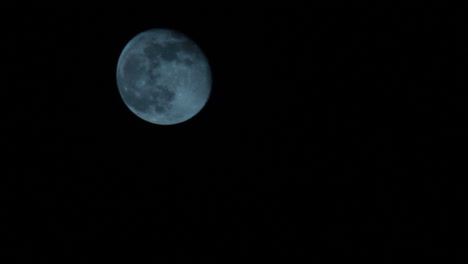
[116,28,212,125]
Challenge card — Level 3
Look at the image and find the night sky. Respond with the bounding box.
[2,8,468,262]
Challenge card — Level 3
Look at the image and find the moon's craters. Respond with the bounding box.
[121,54,148,82]
[143,40,201,66]
[116,28,211,125]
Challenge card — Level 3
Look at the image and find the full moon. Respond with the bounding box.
[116,28,211,125]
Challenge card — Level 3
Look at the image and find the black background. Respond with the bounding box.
[2,7,468,262]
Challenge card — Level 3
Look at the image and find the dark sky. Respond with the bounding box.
[2,8,468,262]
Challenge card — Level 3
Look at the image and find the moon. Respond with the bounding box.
[116,28,211,125]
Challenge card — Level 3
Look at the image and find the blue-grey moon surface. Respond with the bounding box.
[116,28,211,125]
